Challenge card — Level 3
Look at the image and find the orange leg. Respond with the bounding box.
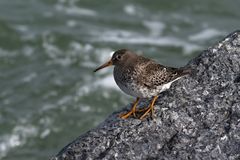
[140,96,158,120]
[136,106,148,112]
[120,97,140,119]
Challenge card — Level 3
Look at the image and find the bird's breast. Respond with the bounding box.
[113,66,157,98]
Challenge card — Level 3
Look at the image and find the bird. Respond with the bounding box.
[94,49,191,120]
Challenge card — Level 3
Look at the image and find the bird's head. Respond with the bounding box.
[94,49,133,72]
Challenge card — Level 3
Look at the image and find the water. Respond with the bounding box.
[0,0,239,159]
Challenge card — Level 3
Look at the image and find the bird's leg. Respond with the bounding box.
[120,97,140,119]
[136,107,148,112]
[140,96,158,120]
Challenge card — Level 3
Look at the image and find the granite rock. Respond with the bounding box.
[51,31,240,160]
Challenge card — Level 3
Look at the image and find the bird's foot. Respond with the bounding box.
[119,110,134,119]
[139,106,154,120]
[120,96,158,120]
[139,96,158,120]
[119,97,140,119]
[119,107,147,119]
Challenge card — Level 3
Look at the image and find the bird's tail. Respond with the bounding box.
[178,67,192,76]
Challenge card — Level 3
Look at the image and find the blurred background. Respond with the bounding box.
[0,0,239,159]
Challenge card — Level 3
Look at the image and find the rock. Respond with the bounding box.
[51,31,240,160]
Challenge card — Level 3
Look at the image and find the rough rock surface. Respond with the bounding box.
[51,31,240,160]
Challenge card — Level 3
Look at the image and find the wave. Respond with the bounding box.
[189,28,225,41]
[0,125,38,159]
[91,30,202,54]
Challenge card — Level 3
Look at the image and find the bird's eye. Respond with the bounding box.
[116,55,121,60]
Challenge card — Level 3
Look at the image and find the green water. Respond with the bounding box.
[0,0,239,159]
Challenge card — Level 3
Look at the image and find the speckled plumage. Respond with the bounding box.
[94,49,191,119]
[112,49,191,98]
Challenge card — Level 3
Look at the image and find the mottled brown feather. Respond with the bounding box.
[133,56,191,89]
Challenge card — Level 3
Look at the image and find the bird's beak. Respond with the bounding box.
[94,60,113,72]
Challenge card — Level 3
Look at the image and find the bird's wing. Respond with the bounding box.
[137,62,182,89]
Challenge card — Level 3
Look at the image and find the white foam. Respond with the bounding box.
[123,4,136,15]
[76,85,91,97]
[55,4,97,16]
[81,61,97,68]
[143,21,165,36]
[189,28,224,41]
[66,20,77,27]
[0,48,17,57]
[80,105,91,112]
[14,25,28,32]
[95,48,114,64]
[92,31,201,54]
[42,35,61,59]
[22,72,37,83]
[56,57,73,67]
[77,75,118,96]
[57,96,72,105]
[0,125,38,159]
[69,41,83,50]
[43,35,98,67]
[94,75,118,89]
[0,134,21,158]
[43,91,58,100]
[40,129,51,139]
[38,117,53,139]
[66,7,96,16]
[75,74,118,101]
[0,46,34,58]
[22,46,34,56]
